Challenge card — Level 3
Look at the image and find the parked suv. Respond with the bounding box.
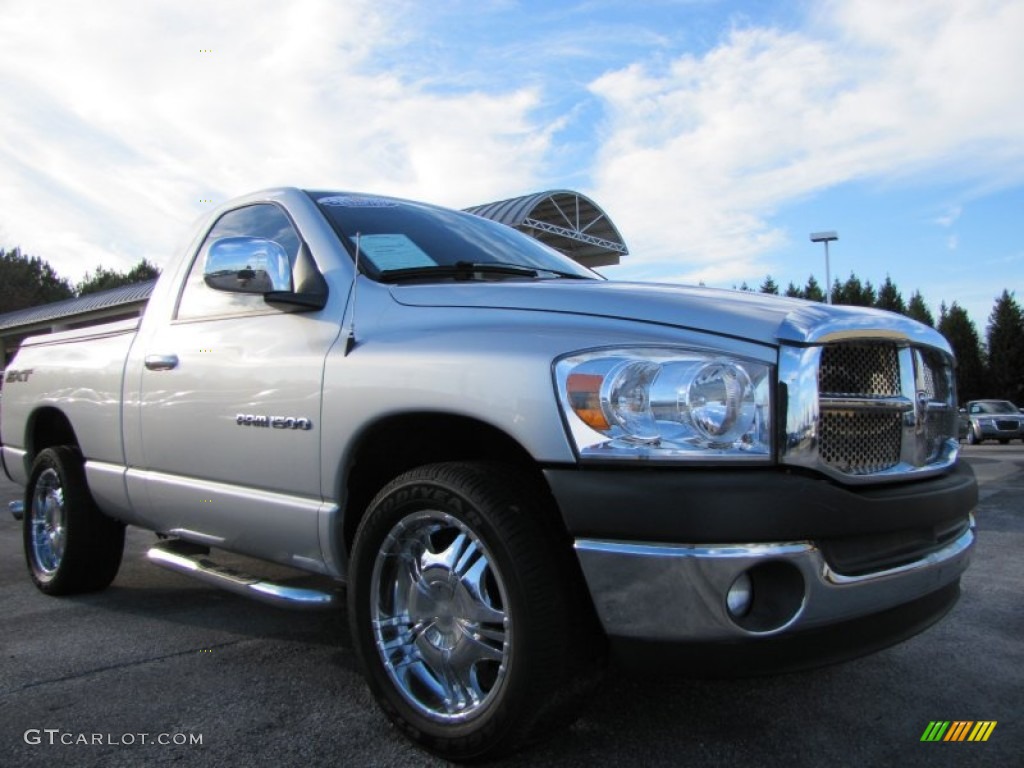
[962,399,1024,444]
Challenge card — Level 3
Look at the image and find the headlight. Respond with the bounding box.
[555,348,773,461]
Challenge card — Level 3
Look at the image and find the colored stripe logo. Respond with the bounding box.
[920,721,997,742]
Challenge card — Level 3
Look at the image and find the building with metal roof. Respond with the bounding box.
[0,280,155,365]
[465,190,627,269]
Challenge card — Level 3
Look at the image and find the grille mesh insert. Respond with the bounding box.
[818,344,904,474]
[820,411,903,474]
[819,344,900,397]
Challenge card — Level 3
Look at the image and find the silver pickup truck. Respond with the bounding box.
[1,188,977,760]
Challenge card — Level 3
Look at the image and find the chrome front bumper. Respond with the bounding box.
[574,516,975,642]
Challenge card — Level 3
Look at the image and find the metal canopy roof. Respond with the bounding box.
[0,279,156,332]
[465,190,628,268]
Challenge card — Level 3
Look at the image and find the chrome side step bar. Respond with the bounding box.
[9,500,24,521]
[147,541,336,611]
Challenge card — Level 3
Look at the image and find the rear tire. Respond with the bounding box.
[23,446,125,595]
[348,462,604,761]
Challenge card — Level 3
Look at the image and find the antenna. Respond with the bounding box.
[345,232,360,355]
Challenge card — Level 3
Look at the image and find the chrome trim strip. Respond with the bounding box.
[822,516,975,585]
[820,396,914,413]
[168,528,227,547]
[575,540,813,559]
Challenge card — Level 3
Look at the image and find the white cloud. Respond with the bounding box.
[935,205,962,228]
[0,0,558,281]
[589,0,1024,284]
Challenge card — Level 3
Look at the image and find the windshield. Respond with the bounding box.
[974,400,1019,414]
[309,192,597,281]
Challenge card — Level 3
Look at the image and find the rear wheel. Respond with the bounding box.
[24,446,125,595]
[348,462,604,761]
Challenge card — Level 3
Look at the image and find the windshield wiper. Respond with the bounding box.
[378,261,539,282]
[534,267,594,280]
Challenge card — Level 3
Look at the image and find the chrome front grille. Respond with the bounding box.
[781,340,959,484]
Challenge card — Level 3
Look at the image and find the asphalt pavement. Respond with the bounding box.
[0,446,1020,767]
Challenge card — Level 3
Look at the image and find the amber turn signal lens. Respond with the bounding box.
[566,373,609,430]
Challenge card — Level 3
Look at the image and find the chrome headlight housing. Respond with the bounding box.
[554,348,773,461]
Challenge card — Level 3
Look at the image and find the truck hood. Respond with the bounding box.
[390,280,950,350]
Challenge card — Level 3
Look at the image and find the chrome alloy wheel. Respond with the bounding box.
[30,468,66,576]
[370,510,512,723]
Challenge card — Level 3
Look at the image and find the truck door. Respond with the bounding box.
[132,202,340,569]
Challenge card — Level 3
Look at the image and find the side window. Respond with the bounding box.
[176,204,301,320]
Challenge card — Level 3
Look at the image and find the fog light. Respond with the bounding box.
[726,571,753,617]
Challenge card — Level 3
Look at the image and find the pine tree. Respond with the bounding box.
[938,303,986,403]
[76,259,161,296]
[906,291,934,327]
[875,276,906,314]
[0,247,75,315]
[985,290,1024,403]
[804,275,825,303]
[834,273,876,307]
[784,281,803,298]
[829,278,842,305]
[759,275,779,295]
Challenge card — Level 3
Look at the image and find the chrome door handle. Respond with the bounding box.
[144,354,179,371]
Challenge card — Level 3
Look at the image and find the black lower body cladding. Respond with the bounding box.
[543,461,977,544]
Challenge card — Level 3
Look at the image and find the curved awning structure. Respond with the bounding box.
[465,190,627,268]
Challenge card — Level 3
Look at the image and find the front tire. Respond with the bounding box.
[348,462,603,761]
[24,446,125,595]
[966,427,981,445]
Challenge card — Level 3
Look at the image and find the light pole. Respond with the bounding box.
[809,231,838,304]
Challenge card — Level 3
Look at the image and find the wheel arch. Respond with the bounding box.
[25,406,80,463]
[339,412,556,558]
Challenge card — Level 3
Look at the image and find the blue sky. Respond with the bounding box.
[1,0,1021,330]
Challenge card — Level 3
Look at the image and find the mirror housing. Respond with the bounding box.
[204,237,292,294]
[204,237,328,310]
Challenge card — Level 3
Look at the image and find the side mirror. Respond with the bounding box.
[204,237,292,294]
[958,407,966,415]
